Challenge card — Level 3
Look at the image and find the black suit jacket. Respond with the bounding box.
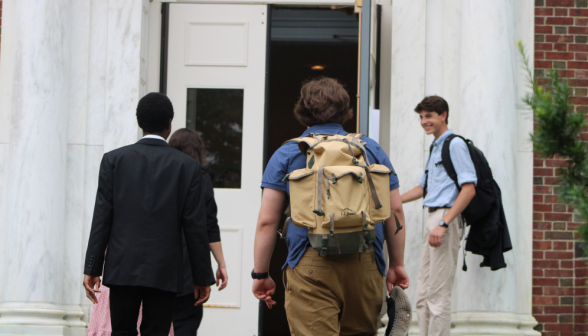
[84,138,213,292]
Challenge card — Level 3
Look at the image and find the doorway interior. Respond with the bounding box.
[261,5,359,336]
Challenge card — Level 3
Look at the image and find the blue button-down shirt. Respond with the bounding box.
[418,129,477,207]
[261,123,399,275]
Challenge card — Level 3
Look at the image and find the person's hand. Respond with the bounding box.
[428,225,447,248]
[83,275,101,304]
[216,266,228,291]
[386,265,409,294]
[252,277,277,309]
[194,285,211,306]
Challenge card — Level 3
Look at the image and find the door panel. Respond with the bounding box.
[168,4,267,335]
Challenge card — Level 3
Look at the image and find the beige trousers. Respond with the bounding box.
[415,209,463,336]
[284,247,383,336]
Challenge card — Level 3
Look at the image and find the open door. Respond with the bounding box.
[356,0,381,140]
[166,4,267,335]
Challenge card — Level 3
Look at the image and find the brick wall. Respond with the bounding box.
[534,0,588,335]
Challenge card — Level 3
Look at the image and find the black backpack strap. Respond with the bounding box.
[423,142,435,199]
[441,134,468,190]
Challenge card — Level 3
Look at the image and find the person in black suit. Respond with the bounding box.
[82,93,214,336]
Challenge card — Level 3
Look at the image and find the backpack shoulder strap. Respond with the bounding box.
[281,137,317,155]
[423,142,435,199]
[441,134,468,190]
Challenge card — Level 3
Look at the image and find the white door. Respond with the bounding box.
[167,4,267,335]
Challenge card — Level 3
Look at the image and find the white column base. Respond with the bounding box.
[378,311,540,336]
[0,302,86,336]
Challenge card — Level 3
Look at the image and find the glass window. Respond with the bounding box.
[186,88,244,189]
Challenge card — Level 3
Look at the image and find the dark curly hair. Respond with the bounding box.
[414,96,449,124]
[136,92,174,133]
[293,77,353,127]
[168,128,206,165]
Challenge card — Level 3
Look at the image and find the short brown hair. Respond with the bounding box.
[414,96,449,124]
[293,77,353,127]
[169,128,206,165]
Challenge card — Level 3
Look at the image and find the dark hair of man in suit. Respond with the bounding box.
[136,92,175,133]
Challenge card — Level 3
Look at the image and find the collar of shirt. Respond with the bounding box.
[432,128,454,147]
[142,134,166,142]
[302,123,346,136]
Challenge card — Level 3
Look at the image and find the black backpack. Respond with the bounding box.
[424,135,500,242]
[425,134,512,270]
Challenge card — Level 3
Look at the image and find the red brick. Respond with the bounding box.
[568,222,580,230]
[553,203,567,212]
[535,314,557,323]
[533,259,560,268]
[554,43,568,51]
[561,260,573,268]
[533,268,544,277]
[536,16,545,25]
[535,51,545,60]
[534,159,545,166]
[534,212,544,220]
[534,194,543,203]
[533,305,543,315]
[546,34,574,42]
[574,260,587,268]
[545,159,568,167]
[569,61,588,69]
[577,17,588,26]
[545,286,575,296]
[546,0,575,6]
[544,176,563,185]
[533,222,552,230]
[534,185,553,194]
[570,44,588,52]
[545,269,574,277]
[577,53,588,61]
[545,195,559,203]
[576,268,588,277]
[534,203,553,212]
[554,241,569,250]
[533,231,544,240]
[546,17,575,25]
[570,26,588,34]
[571,97,588,104]
[570,78,588,86]
[555,8,569,16]
[546,251,574,259]
[534,168,554,176]
[545,305,573,314]
[534,241,553,250]
[533,296,559,305]
[536,25,553,34]
[534,278,560,287]
[533,287,543,296]
[545,322,573,331]
[546,51,575,60]
[537,8,554,16]
[544,213,573,221]
[570,9,588,17]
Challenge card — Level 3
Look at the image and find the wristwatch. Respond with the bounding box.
[251,269,269,280]
[439,219,449,228]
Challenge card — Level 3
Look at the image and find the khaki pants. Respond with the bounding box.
[284,247,384,336]
[416,209,463,336]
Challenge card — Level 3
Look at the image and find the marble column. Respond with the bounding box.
[0,0,70,334]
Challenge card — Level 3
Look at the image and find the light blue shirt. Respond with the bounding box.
[418,129,477,207]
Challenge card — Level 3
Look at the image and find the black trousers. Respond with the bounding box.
[172,293,203,336]
[109,285,176,336]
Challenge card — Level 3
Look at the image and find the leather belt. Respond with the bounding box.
[428,207,450,213]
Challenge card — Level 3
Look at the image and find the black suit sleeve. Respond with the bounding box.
[202,172,221,243]
[183,165,214,286]
[84,154,114,276]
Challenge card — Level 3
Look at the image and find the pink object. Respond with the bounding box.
[85,285,174,336]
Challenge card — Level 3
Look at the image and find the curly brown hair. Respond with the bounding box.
[168,128,206,165]
[293,77,353,127]
[414,96,449,124]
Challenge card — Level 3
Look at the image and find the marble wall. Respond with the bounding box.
[388,0,538,334]
[0,0,149,334]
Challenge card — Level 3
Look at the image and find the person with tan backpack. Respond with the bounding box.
[252,77,409,335]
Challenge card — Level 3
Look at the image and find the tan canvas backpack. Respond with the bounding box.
[280,133,402,256]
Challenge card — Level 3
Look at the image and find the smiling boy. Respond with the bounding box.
[400,96,477,336]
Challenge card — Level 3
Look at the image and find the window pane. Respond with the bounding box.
[186,88,244,189]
